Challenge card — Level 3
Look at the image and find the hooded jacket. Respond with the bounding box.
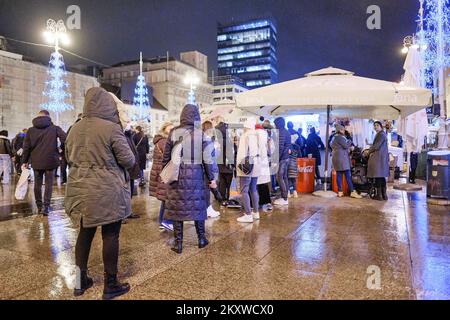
[22,116,66,170]
[64,87,135,228]
[162,104,214,221]
[274,117,291,161]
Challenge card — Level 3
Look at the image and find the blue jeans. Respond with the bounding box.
[336,170,354,192]
[276,159,289,200]
[240,177,259,214]
[158,201,172,225]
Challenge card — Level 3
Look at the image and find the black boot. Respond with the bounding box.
[381,185,388,201]
[195,220,209,249]
[102,273,130,300]
[42,206,50,216]
[73,270,94,297]
[375,187,383,201]
[171,221,183,254]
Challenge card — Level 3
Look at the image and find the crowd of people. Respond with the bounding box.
[0,87,391,299]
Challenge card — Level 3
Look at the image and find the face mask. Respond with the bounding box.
[124,123,132,132]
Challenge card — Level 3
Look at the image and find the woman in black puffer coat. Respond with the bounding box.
[162,104,216,254]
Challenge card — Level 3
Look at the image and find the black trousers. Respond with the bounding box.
[14,156,22,174]
[375,177,387,188]
[34,169,54,207]
[409,152,418,183]
[61,158,68,183]
[219,172,233,201]
[75,219,122,275]
[314,165,321,180]
[257,183,271,206]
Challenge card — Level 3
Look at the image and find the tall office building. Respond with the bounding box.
[217,18,277,88]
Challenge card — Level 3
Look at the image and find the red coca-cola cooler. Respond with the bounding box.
[297,158,316,193]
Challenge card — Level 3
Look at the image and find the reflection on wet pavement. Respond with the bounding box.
[0,179,448,300]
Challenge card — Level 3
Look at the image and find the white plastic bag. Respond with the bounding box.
[15,168,30,200]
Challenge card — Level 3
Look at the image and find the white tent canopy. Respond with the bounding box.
[235,67,432,196]
[235,67,432,120]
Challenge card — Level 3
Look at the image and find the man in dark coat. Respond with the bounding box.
[306,127,325,184]
[273,117,291,205]
[162,104,216,254]
[296,128,307,157]
[133,126,150,187]
[22,110,66,215]
[215,119,234,206]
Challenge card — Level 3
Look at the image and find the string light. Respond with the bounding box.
[132,52,150,121]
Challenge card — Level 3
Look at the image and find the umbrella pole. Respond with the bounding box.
[323,105,331,191]
[312,105,336,198]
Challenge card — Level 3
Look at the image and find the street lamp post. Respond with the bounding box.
[43,19,70,53]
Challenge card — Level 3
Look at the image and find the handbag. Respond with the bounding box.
[238,156,254,175]
[238,134,258,175]
[159,130,190,184]
[15,168,30,200]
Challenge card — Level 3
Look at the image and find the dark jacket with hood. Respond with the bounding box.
[274,117,291,161]
[22,116,66,170]
[149,133,169,201]
[133,132,150,170]
[306,128,325,166]
[125,130,141,180]
[162,104,214,221]
[215,121,234,174]
[65,87,135,228]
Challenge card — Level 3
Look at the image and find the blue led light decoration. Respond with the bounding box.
[421,0,450,92]
[41,51,72,112]
[41,19,73,114]
[132,52,151,121]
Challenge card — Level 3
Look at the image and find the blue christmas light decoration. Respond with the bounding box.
[133,52,151,121]
[421,0,450,92]
[41,50,73,112]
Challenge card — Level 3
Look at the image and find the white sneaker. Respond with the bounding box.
[273,198,289,206]
[237,214,254,223]
[338,192,344,198]
[252,211,260,220]
[266,203,273,211]
[207,206,220,218]
[293,191,298,198]
[350,191,363,199]
[288,193,292,198]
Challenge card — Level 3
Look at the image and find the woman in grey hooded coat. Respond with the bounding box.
[65,87,135,299]
[331,124,362,199]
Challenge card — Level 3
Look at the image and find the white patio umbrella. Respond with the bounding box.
[235,67,432,197]
[397,48,429,154]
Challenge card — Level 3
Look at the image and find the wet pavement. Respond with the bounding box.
[0,178,448,300]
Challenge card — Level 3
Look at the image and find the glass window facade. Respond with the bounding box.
[217,18,277,88]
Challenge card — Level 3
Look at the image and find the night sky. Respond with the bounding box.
[0,0,418,82]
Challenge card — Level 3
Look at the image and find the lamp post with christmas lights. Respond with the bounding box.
[41,19,73,125]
